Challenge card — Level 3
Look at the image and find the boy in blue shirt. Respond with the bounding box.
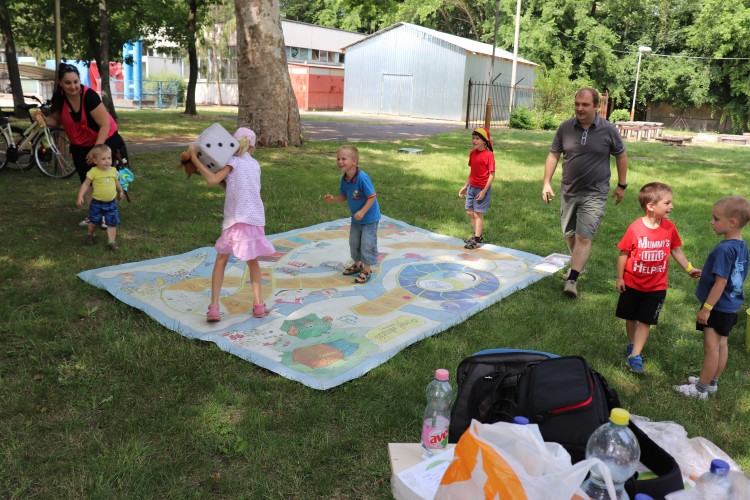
[675,196,750,399]
[324,145,380,284]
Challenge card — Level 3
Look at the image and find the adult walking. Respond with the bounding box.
[542,87,628,298]
[41,63,130,225]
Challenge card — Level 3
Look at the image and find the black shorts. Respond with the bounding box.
[696,310,738,337]
[615,286,666,325]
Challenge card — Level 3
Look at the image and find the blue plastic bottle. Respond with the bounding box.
[581,408,641,500]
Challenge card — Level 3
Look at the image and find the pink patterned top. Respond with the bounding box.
[222,152,266,229]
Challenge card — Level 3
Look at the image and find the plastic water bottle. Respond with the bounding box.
[420,368,453,459]
[581,408,641,500]
[695,459,735,499]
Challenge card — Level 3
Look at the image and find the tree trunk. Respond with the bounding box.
[234,0,301,147]
[184,0,198,115]
[0,1,27,119]
[97,0,117,120]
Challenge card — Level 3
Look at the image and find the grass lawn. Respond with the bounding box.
[1,112,749,497]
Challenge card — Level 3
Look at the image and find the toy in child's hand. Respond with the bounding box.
[194,123,239,173]
[179,151,198,177]
[118,167,135,202]
[114,151,133,202]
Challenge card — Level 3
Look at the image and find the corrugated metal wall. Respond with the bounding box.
[343,25,467,120]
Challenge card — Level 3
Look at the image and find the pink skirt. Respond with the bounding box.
[215,223,276,261]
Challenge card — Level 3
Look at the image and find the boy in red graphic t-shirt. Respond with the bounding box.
[616,182,702,374]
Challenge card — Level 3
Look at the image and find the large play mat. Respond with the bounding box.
[78,216,568,389]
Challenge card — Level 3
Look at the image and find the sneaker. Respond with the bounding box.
[253,303,267,318]
[79,218,91,227]
[563,279,578,298]
[688,376,718,393]
[107,242,119,252]
[561,268,584,280]
[101,217,108,230]
[673,383,708,400]
[207,304,220,323]
[627,354,644,374]
[626,343,634,357]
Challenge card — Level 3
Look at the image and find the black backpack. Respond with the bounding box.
[448,348,684,500]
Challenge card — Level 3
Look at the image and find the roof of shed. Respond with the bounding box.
[343,22,538,66]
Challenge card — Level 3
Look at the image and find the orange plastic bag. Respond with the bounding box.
[436,420,617,500]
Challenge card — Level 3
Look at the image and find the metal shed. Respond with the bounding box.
[342,22,538,121]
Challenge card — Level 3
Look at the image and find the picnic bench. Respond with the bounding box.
[615,121,664,141]
[718,135,747,146]
[655,135,693,146]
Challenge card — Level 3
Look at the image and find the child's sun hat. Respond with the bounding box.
[472,126,493,152]
[234,127,257,147]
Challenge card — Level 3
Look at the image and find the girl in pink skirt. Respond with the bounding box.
[188,127,275,322]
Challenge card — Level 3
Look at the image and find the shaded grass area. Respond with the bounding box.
[1,126,749,497]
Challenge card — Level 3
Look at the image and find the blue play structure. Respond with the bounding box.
[122,40,142,100]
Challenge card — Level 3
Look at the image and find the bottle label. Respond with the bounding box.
[421,416,449,450]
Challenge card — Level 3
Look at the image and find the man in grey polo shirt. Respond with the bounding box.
[542,87,628,298]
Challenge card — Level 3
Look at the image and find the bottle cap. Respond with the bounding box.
[513,416,529,425]
[435,368,449,381]
[710,458,730,475]
[609,408,630,426]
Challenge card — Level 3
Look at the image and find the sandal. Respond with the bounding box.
[253,303,267,318]
[84,234,96,246]
[342,263,363,276]
[353,269,372,284]
[464,239,481,250]
[207,304,220,323]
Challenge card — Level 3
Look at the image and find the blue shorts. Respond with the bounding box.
[465,185,491,213]
[88,199,120,227]
[349,221,379,267]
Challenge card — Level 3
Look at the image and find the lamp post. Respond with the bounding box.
[630,46,651,121]
[484,0,500,131]
[508,0,522,120]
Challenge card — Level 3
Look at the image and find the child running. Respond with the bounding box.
[674,196,750,399]
[616,182,701,374]
[459,127,495,249]
[323,145,380,284]
[187,127,275,322]
[76,144,124,251]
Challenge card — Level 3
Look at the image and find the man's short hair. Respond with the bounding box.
[575,87,600,107]
[638,182,672,211]
[715,196,750,228]
[90,144,111,159]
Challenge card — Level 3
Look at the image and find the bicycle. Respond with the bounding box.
[0,95,75,179]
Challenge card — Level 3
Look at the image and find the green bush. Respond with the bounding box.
[608,109,630,123]
[509,107,536,130]
[539,112,560,130]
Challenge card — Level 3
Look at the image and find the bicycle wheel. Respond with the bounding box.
[2,126,35,171]
[34,128,75,179]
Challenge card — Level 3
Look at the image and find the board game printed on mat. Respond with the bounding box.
[78,216,568,389]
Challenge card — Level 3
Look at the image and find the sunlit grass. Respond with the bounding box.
[1,121,750,497]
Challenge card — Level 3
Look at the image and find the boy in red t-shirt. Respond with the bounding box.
[616,182,702,374]
[459,127,495,249]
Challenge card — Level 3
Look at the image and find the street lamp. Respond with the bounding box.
[630,46,651,121]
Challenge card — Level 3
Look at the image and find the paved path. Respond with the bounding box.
[128,112,466,153]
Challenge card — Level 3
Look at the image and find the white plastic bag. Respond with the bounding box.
[435,419,617,500]
[631,415,741,480]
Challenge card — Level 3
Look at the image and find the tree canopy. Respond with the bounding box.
[281,0,750,131]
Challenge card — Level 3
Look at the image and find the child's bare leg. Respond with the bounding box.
[106,226,117,242]
[247,259,263,305]
[210,253,231,305]
[625,319,637,345]
[699,328,724,384]
[474,212,484,237]
[631,322,650,356]
[466,210,476,235]
[87,222,97,236]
